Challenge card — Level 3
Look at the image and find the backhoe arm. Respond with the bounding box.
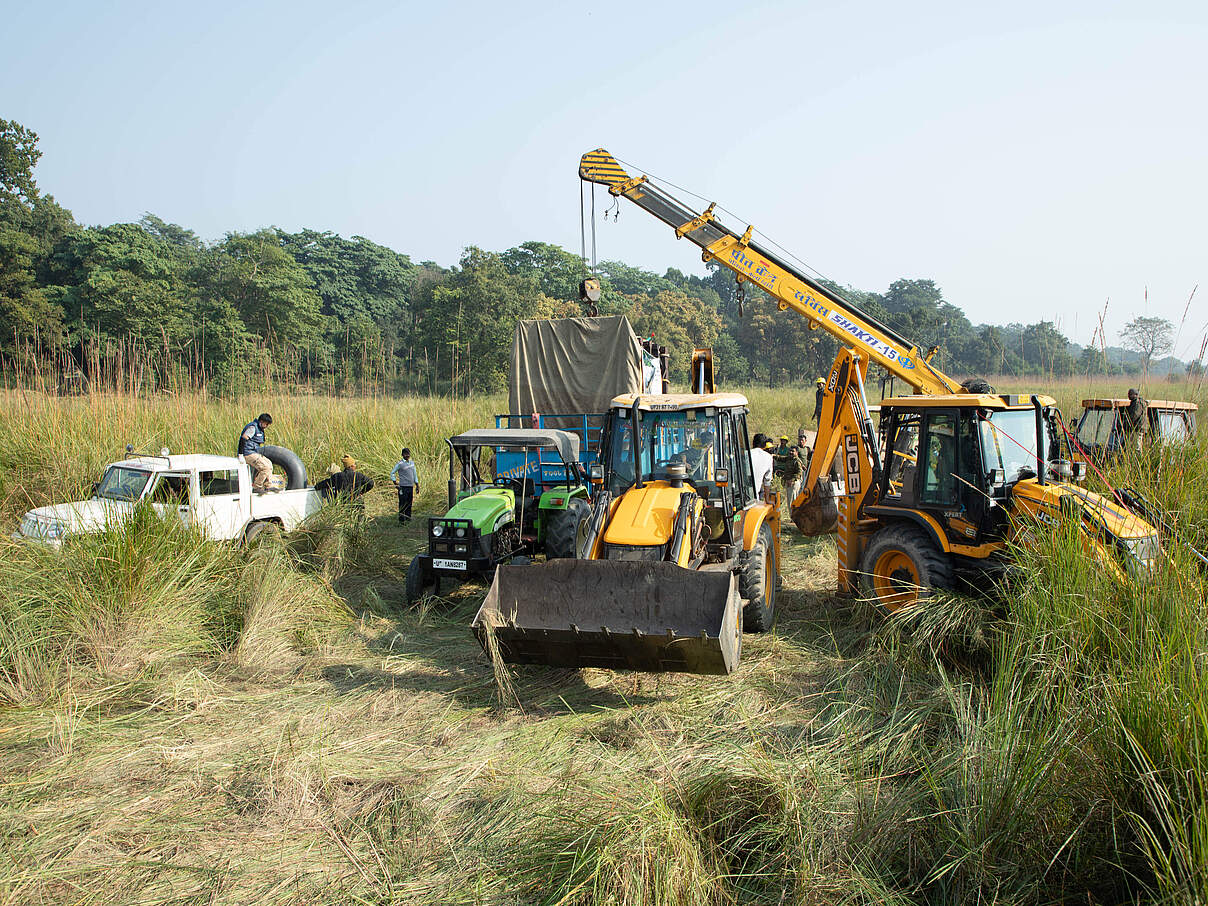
[790,349,881,535]
[579,149,961,395]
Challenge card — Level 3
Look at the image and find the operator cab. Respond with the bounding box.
[874,394,1065,547]
[602,393,758,548]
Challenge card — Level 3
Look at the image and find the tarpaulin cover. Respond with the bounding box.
[508,316,645,415]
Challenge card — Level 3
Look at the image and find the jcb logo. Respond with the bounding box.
[845,434,861,494]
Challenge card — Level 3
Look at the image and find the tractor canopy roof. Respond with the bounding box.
[447,428,580,464]
[1080,398,1198,411]
[609,392,749,412]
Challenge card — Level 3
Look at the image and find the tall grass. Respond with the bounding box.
[0,380,1205,905]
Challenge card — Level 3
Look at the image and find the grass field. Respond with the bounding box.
[1,377,1205,905]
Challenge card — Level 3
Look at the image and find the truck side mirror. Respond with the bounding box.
[987,468,1004,487]
[589,462,604,485]
[714,468,730,488]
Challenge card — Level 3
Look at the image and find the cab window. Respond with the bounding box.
[200,470,239,496]
[920,413,957,504]
[884,412,920,500]
[1155,410,1188,442]
[148,473,190,506]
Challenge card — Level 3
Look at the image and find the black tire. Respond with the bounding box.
[243,520,282,548]
[739,523,777,632]
[858,523,953,613]
[406,555,429,605]
[543,498,591,559]
[259,445,307,490]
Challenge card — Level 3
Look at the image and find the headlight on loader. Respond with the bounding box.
[1118,533,1160,576]
[432,524,444,538]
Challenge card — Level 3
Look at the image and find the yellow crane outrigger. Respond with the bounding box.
[579,149,1162,608]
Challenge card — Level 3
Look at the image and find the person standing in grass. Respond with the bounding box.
[391,448,419,524]
[749,433,775,500]
[1122,388,1148,451]
[237,413,277,493]
[336,454,374,502]
[813,378,826,423]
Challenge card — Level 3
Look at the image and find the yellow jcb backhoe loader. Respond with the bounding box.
[576,148,1165,610]
[473,351,781,675]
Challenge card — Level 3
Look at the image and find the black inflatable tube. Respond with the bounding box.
[259,445,308,490]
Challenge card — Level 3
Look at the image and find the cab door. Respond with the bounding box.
[146,472,193,527]
[192,468,245,539]
[917,409,993,545]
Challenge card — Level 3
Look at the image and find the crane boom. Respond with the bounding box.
[579,149,961,395]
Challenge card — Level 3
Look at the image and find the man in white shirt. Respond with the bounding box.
[749,433,775,501]
[390,448,419,524]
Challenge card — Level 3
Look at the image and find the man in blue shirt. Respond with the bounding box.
[390,448,419,524]
[237,413,276,493]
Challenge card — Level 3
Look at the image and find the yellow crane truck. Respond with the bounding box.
[570,149,1162,613]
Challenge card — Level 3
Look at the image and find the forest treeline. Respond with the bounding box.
[0,118,1186,394]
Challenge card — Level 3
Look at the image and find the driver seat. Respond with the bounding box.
[514,477,538,527]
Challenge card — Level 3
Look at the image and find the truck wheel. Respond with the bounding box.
[406,556,437,605]
[858,524,953,612]
[544,498,591,559]
[739,523,777,632]
[243,520,281,548]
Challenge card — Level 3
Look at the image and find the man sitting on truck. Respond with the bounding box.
[237,413,277,494]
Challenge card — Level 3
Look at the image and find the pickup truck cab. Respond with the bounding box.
[15,451,323,548]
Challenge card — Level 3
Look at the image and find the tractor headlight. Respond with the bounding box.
[432,524,444,538]
[454,543,468,554]
[455,527,466,538]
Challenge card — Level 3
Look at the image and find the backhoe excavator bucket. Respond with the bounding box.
[473,560,741,675]
[791,478,840,536]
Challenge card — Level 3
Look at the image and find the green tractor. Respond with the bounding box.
[406,428,592,603]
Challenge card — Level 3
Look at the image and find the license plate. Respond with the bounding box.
[433,558,467,571]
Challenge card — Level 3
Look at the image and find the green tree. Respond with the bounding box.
[276,229,415,379]
[412,247,539,393]
[204,230,327,372]
[0,119,41,205]
[500,241,585,305]
[0,120,77,348]
[55,223,195,349]
[1021,321,1075,376]
[628,289,723,382]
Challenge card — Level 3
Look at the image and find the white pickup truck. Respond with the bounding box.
[14,449,323,548]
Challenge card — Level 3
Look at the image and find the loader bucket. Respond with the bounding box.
[791,477,840,536]
[473,559,742,675]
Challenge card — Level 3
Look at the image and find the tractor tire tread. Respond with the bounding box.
[405,555,428,606]
[739,523,776,633]
[544,498,591,559]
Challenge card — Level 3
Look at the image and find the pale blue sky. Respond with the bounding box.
[4,0,1205,353]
